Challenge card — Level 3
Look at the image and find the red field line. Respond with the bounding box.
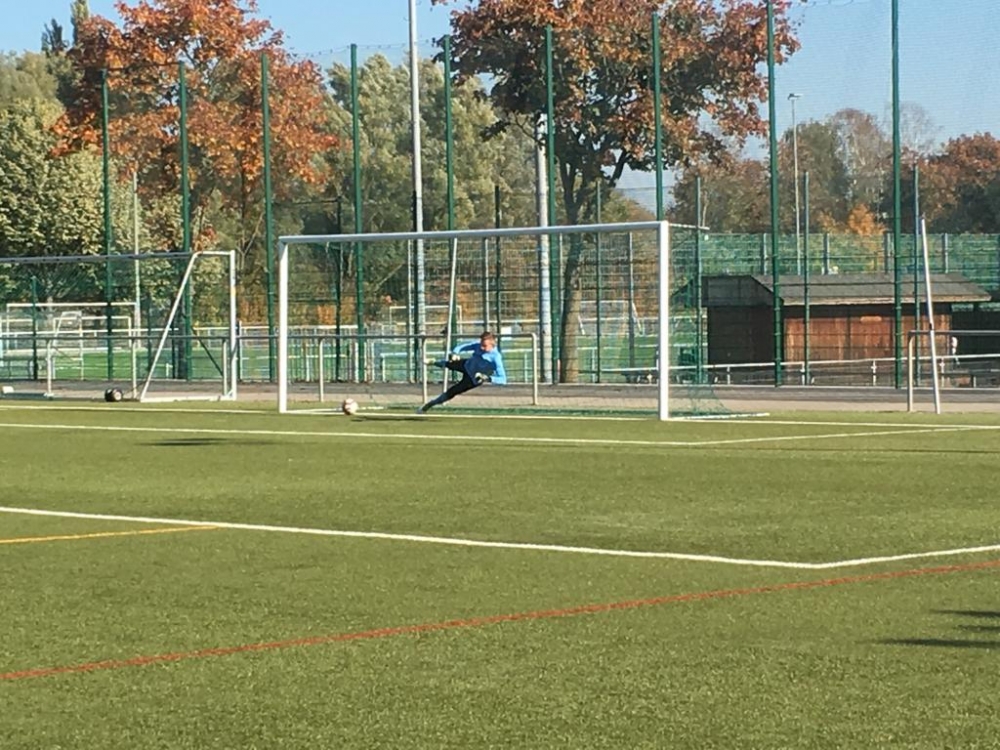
[4,558,999,682]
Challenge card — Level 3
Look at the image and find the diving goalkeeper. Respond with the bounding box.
[417,331,507,413]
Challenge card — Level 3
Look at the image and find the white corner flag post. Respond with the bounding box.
[658,220,670,421]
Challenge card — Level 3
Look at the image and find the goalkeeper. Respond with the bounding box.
[417,331,507,413]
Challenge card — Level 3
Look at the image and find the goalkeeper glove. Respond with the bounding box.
[474,372,492,384]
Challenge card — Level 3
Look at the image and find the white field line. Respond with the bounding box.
[5,402,1000,431]
[809,544,1000,569]
[0,420,980,449]
[2,506,997,571]
[683,425,987,446]
[0,404,267,416]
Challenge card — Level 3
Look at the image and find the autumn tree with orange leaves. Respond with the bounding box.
[433,0,797,381]
[56,0,337,277]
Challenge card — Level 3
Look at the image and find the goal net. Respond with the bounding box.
[276,222,729,420]
[0,251,235,402]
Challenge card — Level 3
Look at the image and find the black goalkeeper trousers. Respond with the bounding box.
[439,360,479,403]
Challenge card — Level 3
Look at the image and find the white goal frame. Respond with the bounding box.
[138,249,237,403]
[277,221,680,420]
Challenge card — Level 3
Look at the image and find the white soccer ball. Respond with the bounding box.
[341,398,359,416]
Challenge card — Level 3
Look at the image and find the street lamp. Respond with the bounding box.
[788,93,802,274]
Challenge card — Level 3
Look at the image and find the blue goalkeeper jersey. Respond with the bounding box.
[453,341,507,385]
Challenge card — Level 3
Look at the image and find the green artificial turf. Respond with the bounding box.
[1,404,999,748]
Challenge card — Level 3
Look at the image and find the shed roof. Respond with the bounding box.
[704,273,991,307]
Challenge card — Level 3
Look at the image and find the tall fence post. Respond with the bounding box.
[262,53,276,382]
[350,44,364,382]
[101,69,114,380]
[179,61,192,381]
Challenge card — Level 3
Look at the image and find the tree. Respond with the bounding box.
[0,52,58,103]
[913,133,1000,233]
[829,108,889,212]
[54,0,338,276]
[42,1,91,109]
[433,0,798,381]
[327,54,537,233]
[0,97,132,302]
[671,151,769,233]
[324,53,538,320]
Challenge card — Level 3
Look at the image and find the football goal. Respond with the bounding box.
[0,251,236,403]
[275,222,728,420]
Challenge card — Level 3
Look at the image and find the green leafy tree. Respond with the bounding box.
[0,97,129,301]
[0,52,58,103]
[324,53,538,320]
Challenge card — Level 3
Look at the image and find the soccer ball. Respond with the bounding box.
[341,397,359,416]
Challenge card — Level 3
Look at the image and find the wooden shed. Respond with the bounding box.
[703,273,991,364]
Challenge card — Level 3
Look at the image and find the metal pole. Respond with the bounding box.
[277,242,289,412]
[101,69,114,380]
[913,164,921,383]
[494,185,503,338]
[227,250,237,398]
[132,170,141,337]
[767,0,783,386]
[179,61,192,381]
[31,277,39,381]
[132,169,141,389]
[627,232,636,369]
[892,0,903,388]
[657,222,670,420]
[443,35,458,358]
[694,175,704,383]
[351,44,364,382]
[652,12,664,221]
[405,239,413,379]
[536,123,552,384]
[481,238,489,331]
[920,217,941,414]
[545,25,559,379]
[409,0,426,340]
[803,171,811,384]
[262,53,276,382]
[789,93,802,275]
[444,36,456,234]
[595,183,603,384]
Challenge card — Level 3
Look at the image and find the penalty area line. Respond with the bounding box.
[0,506,809,569]
[1,506,998,571]
[4,557,1000,682]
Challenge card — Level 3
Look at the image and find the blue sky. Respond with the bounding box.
[3,0,998,196]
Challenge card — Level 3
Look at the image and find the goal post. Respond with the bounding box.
[276,221,726,420]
